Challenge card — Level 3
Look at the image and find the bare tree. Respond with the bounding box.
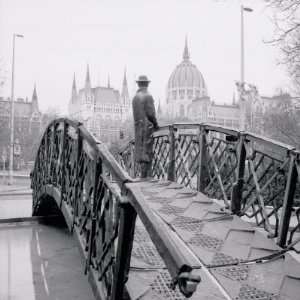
[263,93,300,148]
[265,0,300,93]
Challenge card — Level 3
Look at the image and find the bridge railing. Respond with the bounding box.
[119,123,300,248]
[31,118,200,300]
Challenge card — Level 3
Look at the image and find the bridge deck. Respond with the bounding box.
[126,180,300,300]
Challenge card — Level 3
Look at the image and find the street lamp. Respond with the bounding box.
[9,33,24,185]
[240,5,253,84]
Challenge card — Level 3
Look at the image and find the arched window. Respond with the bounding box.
[180,104,185,116]
[172,90,177,99]
[179,89,185,99]
[187,89,193,99]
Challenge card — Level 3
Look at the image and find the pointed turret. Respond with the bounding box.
[31,83,39,111]
[121,68,130,105]
[157,99,162,117]
[85,64,91,90]
[69,74,77,116]
[72,73,77,100]
[107,74,110,88]
[183,36,190,61]
[232,92,236,105]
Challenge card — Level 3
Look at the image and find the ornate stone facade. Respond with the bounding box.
[0,85,42,168]
[68,65,131,145]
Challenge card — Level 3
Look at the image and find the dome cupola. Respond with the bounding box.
[167,38,208,102]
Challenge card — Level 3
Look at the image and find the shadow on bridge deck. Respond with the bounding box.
[0,220,95,300]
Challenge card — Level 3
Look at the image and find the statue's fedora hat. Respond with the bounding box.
[136,75,151,83]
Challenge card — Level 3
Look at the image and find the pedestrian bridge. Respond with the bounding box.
[2,118,300,299]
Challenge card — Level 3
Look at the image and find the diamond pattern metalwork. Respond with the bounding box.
[118,123,300,247]
[158,204,186,216]
[210,252,240,266]
[132,243,164,267]
[175,134,200,190]
[150,271,185,300]
[214,265,249,282]
[134,226,151,243]
[236,284,278,300]
[152,135,170,180]
[188,233,223,251]
[171,216,204,232]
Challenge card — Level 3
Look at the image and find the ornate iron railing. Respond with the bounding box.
[119,123,300,248]
[31,118,200,300]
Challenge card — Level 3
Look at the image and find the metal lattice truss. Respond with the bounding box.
[119,123,300,247]
[31,119,201,300]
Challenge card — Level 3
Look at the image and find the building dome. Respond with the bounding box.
[167,38,208,102]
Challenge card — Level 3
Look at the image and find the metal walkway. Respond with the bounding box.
[126,180,300,300]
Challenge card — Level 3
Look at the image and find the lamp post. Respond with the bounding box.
[9,33,24,185]
[241,5,253,84]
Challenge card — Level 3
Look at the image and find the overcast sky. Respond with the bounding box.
[0,0,289,113]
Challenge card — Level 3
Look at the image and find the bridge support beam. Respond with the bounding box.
[197,126,207,193]
[167,125,176,181]
[231,133,246,215]
[278,153,298,247]
[111,201,137,300]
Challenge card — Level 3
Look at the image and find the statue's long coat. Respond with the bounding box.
[132,88,158,163]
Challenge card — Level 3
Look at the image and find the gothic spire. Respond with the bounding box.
[72,73,77,100]
[31,83,39,111]
[32,83,38,102]
[122,67,128,86]
[107,74,110,88]
[157,98,162,116]
[183,35,190,61]
[85,64,91,89]
[121,67,130,105]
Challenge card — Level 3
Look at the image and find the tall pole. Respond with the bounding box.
[9,34,23,185]
[240,5,253,131]
[240,5,253,84]
[240,5,245,84]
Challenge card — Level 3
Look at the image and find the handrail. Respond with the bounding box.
[31,118,200,299]
[119,122,300,248]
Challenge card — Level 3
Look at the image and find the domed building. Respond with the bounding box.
[164,38,242,129]
[166,38,209,118]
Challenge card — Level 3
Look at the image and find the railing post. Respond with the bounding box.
[111,199,137,300]
[277,152,298,248]
[72,126,82,230]
[130,141,135,178]
[49,123,56,182]
[168,125,176,181]
[231,133,246,215]
[197,125,207,192]
[86,157,102,273]
[60,121,67,208]
[43,127,49,185]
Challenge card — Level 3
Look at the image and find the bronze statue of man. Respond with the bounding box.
[132,75,159,178]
